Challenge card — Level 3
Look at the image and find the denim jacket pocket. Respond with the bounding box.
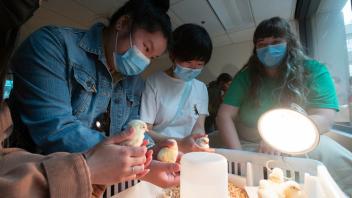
[126,94,140,108]
[71,66,97,115]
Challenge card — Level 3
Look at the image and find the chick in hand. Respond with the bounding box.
[157,139,178,163]
[195,136,210,148]
[121,120,148,147]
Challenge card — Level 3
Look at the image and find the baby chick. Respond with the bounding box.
[157,139,178,163]
[195,136,210,148]
[259,168,285,198]
[269,168,285,184]
[282,181,307,198]
[121,120,148,147]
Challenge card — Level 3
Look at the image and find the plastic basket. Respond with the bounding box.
[216,149,348,198]
[102,149,348,198]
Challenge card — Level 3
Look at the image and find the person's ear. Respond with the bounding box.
[115,15,131,32]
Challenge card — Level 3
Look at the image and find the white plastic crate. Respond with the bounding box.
[102,149,348,198]
[216,149,348,198]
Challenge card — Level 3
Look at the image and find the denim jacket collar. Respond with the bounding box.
[79,23,106,61]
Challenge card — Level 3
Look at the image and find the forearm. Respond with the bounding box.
[0,148,95,198]
[308,114,334,134]
[307,108,336,135]
[216,115,241,149]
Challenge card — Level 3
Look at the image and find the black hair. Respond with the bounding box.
[109,0,172,48]
[216,73,232,83]
[171,23,212,64]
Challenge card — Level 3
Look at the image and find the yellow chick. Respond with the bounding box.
[269,168,284,184]
[281,181,307,198]
[258,180,280,198]
[157,139,178,163]
[259,168,285,198]
[121,120,148,147]
[195,136,210,148]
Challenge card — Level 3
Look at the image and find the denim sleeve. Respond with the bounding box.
[10,26,105,153]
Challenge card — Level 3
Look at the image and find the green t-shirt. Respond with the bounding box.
[223,59,339,128]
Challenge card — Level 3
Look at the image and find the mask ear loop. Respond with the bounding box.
[115,30,119,52]
[129,32,133,48]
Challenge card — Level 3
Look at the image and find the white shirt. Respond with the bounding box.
[140,71,209,138]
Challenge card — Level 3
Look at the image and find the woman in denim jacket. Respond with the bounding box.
[9,0,172,154]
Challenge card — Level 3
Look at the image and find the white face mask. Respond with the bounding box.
[113,33,150,76]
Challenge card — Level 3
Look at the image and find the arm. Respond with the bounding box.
[146,120,211,153]
[216,104,242,149]
[0,148,94,198]
[0,129,148,198]
[10,26,105,153]
[307,108,336,134]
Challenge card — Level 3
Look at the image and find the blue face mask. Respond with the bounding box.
[173,64,202,81]
[256,42,287,68]
[114,33,150,76]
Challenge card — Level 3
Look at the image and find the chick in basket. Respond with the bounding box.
[258,168,307,198]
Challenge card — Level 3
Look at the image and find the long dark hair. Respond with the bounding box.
[109,0,172,48]
[243,17,308,106]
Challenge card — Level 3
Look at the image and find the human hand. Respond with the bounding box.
[178,133,215,153]
[258,140,281,155]
[141,160,181,188]
[85,128,149,185]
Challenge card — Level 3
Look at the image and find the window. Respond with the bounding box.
[308,0,352,133]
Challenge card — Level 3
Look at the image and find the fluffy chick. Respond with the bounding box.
[121,120,148,147]
[157,139,178,163]
[195,136,210,148]
[282,181,307,198]
[269,168,284,184]
[259,168,285,198]
[258,180,280,198]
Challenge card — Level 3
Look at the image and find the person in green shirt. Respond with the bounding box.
[215,17,351,194]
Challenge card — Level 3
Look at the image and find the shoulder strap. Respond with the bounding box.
[158,81,192,131]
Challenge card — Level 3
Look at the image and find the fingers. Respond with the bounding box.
[130,155,147,166]
[162,162,181,173]
[176,152,183,163]
[129,165,145,175]
[158,139,177,148]
[105,128,136,144]
[141,139,149,147]
[136,169,150,179]
[191,133,207,139]
[129,146,147,157]
[145,150,153,168]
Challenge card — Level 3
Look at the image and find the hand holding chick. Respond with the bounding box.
[195,136,210,148]
[121,120,148,147]
[157,139,179,163]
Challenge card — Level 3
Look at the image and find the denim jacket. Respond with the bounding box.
[9,23,145,153]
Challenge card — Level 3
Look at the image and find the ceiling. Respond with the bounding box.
[22,0,297,47]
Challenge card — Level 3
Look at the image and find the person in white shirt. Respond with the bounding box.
[141,23,213,153]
